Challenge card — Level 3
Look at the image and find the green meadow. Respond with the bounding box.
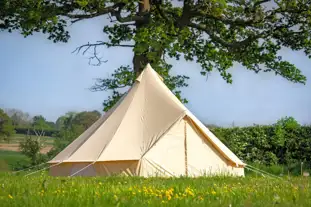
[0,172,310,207]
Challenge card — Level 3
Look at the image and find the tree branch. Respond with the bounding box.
[88,45,106,66]
[72,41,134,66]
[188,22,266,48]
[192,12,259,27]
[65,4,119,23]
[191,1,309,28]
[189,17,299,51]
[90,78,129,92]
[73,41,134,54]
[189,0,272,27]
[64,3,145,24]
[111,3,146,23]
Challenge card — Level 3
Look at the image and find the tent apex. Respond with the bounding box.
[146,63,152,68]
[135,63,164,82]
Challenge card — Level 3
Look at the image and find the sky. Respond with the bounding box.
[0,16,310,127]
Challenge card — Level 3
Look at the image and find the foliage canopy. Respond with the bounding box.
[1,0,310,108]
[56,110,101,141]
[212,117,311,168]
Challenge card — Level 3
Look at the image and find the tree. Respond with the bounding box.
[55,116,66,130]
[32,115,51,137]
[47,137,69,160]
[71,110,101,131]
[19,134,46,166]
[19,115,51,165]
[46,121,56,129]
[57,110,100,141]
[57,111,79,141]
[5,108,31,127]
[18,115,52,162]
[48,110,101,156]
[1,0,310,110]
[0,108,15,142]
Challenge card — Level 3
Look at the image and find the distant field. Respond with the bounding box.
[0,134,54,154]
[0,133,54,144]
[0,173,310,207]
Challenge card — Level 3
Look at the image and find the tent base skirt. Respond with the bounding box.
[48,160,244,177]
[49,161,139,177]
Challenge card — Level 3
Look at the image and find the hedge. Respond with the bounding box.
[210,123,311,167]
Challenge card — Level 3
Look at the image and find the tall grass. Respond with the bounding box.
[0,172,310,207]
[245,163,311,177]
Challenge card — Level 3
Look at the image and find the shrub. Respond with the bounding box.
[210,117,311,167]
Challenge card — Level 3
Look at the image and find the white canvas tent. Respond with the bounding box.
[48,64,245,177]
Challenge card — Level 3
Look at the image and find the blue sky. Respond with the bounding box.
[0,16,310,127]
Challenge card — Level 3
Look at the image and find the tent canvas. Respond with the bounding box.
[48,64,245,177]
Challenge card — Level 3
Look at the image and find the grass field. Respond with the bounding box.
[1,135,310,206]
[0,173,310,207]
[0,150,30,171]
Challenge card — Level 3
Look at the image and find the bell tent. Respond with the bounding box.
[48,64,245,177]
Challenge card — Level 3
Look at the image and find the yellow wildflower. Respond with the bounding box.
[8,194,13,199]
[198,196,204,201]
[185,187,195,196]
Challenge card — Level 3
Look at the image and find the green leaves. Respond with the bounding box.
[76,0,89,8]
[19,134,43,165]
[1,0,71,42]
[211,116,311,166]
[0,109,15,143]
[103,90,124,112]
[32,115,51,131]
[104,24,134,46]
[91,65,135,92]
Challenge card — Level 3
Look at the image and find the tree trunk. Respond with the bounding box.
[132,0,167,78]
[133,51,149,78]
[133,0,151,77]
